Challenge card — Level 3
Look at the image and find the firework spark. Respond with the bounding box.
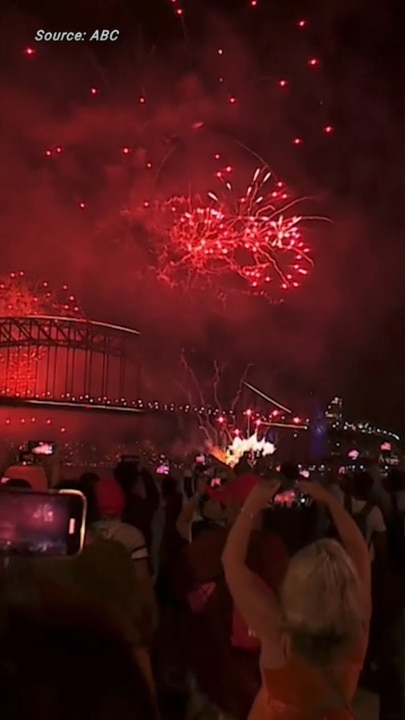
[0,271,81,317]
[207,166,315,292]
[0,271,82,396]
[157,196,236,284]
[154,167,316,297]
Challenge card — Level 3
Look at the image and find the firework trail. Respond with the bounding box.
[207,166,315,293]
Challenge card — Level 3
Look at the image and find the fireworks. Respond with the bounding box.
[155,167,315,296]
[0,271,81,396]
[225,431,276,467]
[0,271,81,317]
[156,197,236,284]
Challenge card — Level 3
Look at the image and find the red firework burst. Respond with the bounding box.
[157,197,236,284]
[156,167,316,296]
[0,271,82,396]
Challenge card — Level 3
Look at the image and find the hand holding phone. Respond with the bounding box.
[243,480,281,514]
[28,441,56,457]
[210,477,222,488]
[0,488,86,557]
[296,480,331,504]
[271,487,310,508]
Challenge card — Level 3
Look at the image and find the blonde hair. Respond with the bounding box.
[279,539,365,666]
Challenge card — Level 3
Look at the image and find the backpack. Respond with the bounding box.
[388,494,405,568]
[344,495,374,547]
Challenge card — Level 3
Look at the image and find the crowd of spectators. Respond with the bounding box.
[0,449,404,719]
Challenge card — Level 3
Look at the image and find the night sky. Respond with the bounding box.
[1,0,405,435]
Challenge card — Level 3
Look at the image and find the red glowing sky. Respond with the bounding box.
[0,0,404,431]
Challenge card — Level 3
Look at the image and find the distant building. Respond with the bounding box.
[325,397,343,424]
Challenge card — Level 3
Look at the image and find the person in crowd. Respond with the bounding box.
[172,473,289,720]
[223,479,371,719]
[78,470,99,493]
[233,455,252,477]
[325,467,346,504]
[384,468,405,568]
[385,468,405,510]
[94,475,158,646]
[176,478,228,542]
[0,582,157,720]
[31,479,157,701]
[154,474,183,576]
[2,444,63,489]
[183,474,196,500]
[254,456,274,480]
[378,570,405,720]
[3,461,48,490]
[278,461,300,484]
[345,471,387,564]
[114,460,160,551]
[95,475,149,563]
[262,470,324,556]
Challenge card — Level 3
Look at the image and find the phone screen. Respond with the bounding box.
[0,489,85,557]
[271,488,311,508]
[28,441,56,457]
[210,477,222,488]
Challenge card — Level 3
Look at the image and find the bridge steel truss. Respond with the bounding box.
[0,315,141,409]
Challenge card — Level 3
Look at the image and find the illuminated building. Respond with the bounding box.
[325,397,343,424]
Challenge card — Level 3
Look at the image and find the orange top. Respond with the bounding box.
[250,640,366,720]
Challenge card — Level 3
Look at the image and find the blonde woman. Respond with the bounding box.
[222,479,371,719]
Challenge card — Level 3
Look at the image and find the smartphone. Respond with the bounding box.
[270,487,312,509]
[210,477,222,488]
[195,454,206,465]
[0,488,86,557]
[28,441,56,456]
[156,464,169,475]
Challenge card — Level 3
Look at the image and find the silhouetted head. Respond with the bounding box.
[280,462,299,484]
[78,472,99,491]
[233,457,251,477]
[385,469,405,493]
[350,472,374,502]
[161,475,178,500]
[95,477,125,520]
[254,456,273,479]
[56,480,100,526]
[113,461,138,496]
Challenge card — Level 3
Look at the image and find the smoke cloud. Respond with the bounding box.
[0,1,404,432]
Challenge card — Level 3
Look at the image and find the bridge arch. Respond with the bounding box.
[0,315,141,411]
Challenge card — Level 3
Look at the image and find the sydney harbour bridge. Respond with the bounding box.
[0,314,398,462]
[0,313,311,449]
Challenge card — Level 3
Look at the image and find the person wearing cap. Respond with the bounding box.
[94,476,158,651]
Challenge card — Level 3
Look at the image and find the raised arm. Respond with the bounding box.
[175,493,200,541]
[222,481,282,645]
